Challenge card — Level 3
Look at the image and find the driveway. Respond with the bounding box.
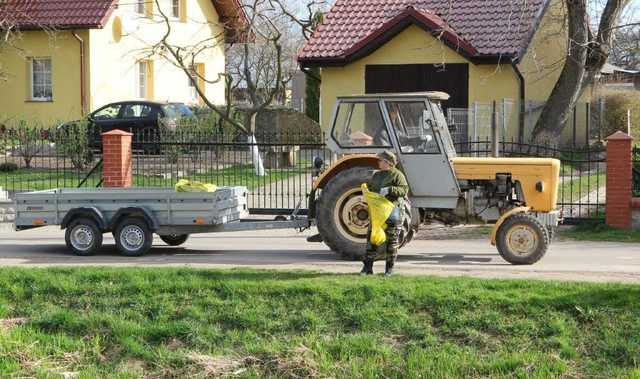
[0,227,639,283]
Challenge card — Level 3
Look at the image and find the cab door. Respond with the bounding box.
[382,100,460,209]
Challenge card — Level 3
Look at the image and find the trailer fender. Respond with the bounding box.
[109,207,160,232]
[61,207,107,231]
[490,206,531,246]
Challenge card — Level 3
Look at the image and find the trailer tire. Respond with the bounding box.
[496,213,549,265]
[160,234,189,246]
[115,218,153,257]
[65,218,103,256]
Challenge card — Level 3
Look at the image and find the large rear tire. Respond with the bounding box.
[496,213,549,265]
[316,167,413,260]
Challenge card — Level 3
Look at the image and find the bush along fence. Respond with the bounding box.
[2,123,638,227]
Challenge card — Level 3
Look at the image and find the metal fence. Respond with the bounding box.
[457,140,606,223]
[633,146,640,196]
[131,130,332,214]
[0,124,606,222]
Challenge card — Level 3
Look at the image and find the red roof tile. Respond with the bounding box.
[299,0,549,65]
[0,0,117,29]
[0,0,248,37]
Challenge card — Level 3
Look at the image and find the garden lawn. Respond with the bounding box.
[0,164,307,192]
[0,268,638,378]
[560,223,640,243]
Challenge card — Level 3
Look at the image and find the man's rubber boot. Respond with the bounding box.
[360,259,374,275]
[306,234,323,243]
[385,261,394,276]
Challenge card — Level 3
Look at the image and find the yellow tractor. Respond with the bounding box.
[308,92,560,265]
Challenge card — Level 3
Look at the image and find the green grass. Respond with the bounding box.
[559,173,606,203]
[0,164,307,191]
[0,268,638,378]
[560,223,640,243]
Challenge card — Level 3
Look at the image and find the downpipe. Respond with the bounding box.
[71,31,87,116]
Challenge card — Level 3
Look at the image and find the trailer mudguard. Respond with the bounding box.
[61,207,107,231]
[109,207,160,232]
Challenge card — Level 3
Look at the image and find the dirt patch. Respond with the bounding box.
[187,353,250,377]
[0,317,28,330]
[415,225,492,241]
[253,344,321,378]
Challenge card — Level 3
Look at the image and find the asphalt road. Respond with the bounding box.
[0,227,639,283]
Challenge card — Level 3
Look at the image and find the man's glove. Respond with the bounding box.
[380,187,390,196]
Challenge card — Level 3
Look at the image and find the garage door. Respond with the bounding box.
[364,64,469,112]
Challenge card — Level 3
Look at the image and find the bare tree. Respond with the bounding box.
[531,0,633,143]
[145,0,325,175]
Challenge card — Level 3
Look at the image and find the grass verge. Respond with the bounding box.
[559,223,640,243]
[0,268,638,378]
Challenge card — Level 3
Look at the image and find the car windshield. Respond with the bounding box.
[162,103,194,119]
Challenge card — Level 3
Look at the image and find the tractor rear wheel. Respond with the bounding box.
[316,167,413,260]
[496,213,549,265]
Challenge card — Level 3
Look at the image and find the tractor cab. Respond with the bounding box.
[328,92,461,209]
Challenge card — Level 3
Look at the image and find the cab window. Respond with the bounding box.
[386,101,439,154]
[332,102,391,148]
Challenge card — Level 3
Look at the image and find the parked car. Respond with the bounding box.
[59,101,195,151]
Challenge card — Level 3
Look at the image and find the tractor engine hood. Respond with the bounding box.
[451,157,561,212]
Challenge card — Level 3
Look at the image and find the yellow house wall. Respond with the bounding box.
[0,30,88,124]
[320,25,519,134]
[88,0,226,111]
[320,2,592,146]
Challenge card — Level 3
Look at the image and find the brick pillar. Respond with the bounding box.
[101,129,133,188]
[605,131,634,229]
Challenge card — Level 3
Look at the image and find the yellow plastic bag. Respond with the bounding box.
[361,183,394,246]
[175,179,218,193]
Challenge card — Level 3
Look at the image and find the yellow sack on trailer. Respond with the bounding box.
[361,183,394,246]
[175,179,218,193]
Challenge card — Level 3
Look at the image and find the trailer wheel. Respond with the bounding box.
[115,218,153,257]
[160,234,189,246]
[496,213,549,265]
[65,218,103,256]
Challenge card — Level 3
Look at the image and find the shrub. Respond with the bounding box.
[0,162,18,172]
[598,90,640,140]
[55,120,94,170]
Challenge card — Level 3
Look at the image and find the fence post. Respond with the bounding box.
[491,100,499,157]
[101,129,133,188]
[605,131,634,229]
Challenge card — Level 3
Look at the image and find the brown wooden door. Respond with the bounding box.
[365,64,469,113]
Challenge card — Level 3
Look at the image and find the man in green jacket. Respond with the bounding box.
[361,150,409,276]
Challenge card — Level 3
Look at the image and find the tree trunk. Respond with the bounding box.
[531,0,589,145]
[245,112,266,177]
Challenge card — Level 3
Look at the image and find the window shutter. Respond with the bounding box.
[196,63,205,104]
[145,1,153,18]
[146,61,154,100]
[180,0,188,22]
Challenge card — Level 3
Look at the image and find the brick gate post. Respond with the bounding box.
[605,131,634,229]
[101,129,133,188]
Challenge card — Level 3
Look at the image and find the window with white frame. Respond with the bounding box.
[188,66,198,99]
[136,0,145,14]
[137,61,148,99]
[31,58,52,101]
[171,0,181,19]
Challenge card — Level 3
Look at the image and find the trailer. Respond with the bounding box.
[14,187,309,256]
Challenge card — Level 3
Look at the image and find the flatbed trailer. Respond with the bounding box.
[14,187,310,256]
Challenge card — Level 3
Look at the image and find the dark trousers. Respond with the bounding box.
[365,205,401,263]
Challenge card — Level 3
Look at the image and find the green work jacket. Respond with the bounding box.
[368,168,409,204]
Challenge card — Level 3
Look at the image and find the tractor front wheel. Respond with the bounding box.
[496,213,549,265]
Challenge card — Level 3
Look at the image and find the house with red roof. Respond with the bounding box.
[0,0,246,122]
[298,0,592,144]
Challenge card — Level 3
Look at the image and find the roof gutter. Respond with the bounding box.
[511,62,525,143]
[71,30,87,116]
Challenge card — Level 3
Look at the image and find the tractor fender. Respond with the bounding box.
[490,206,531,246]
[109,207,160,232]
[313,154,380,190]
[61,207,107,231]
